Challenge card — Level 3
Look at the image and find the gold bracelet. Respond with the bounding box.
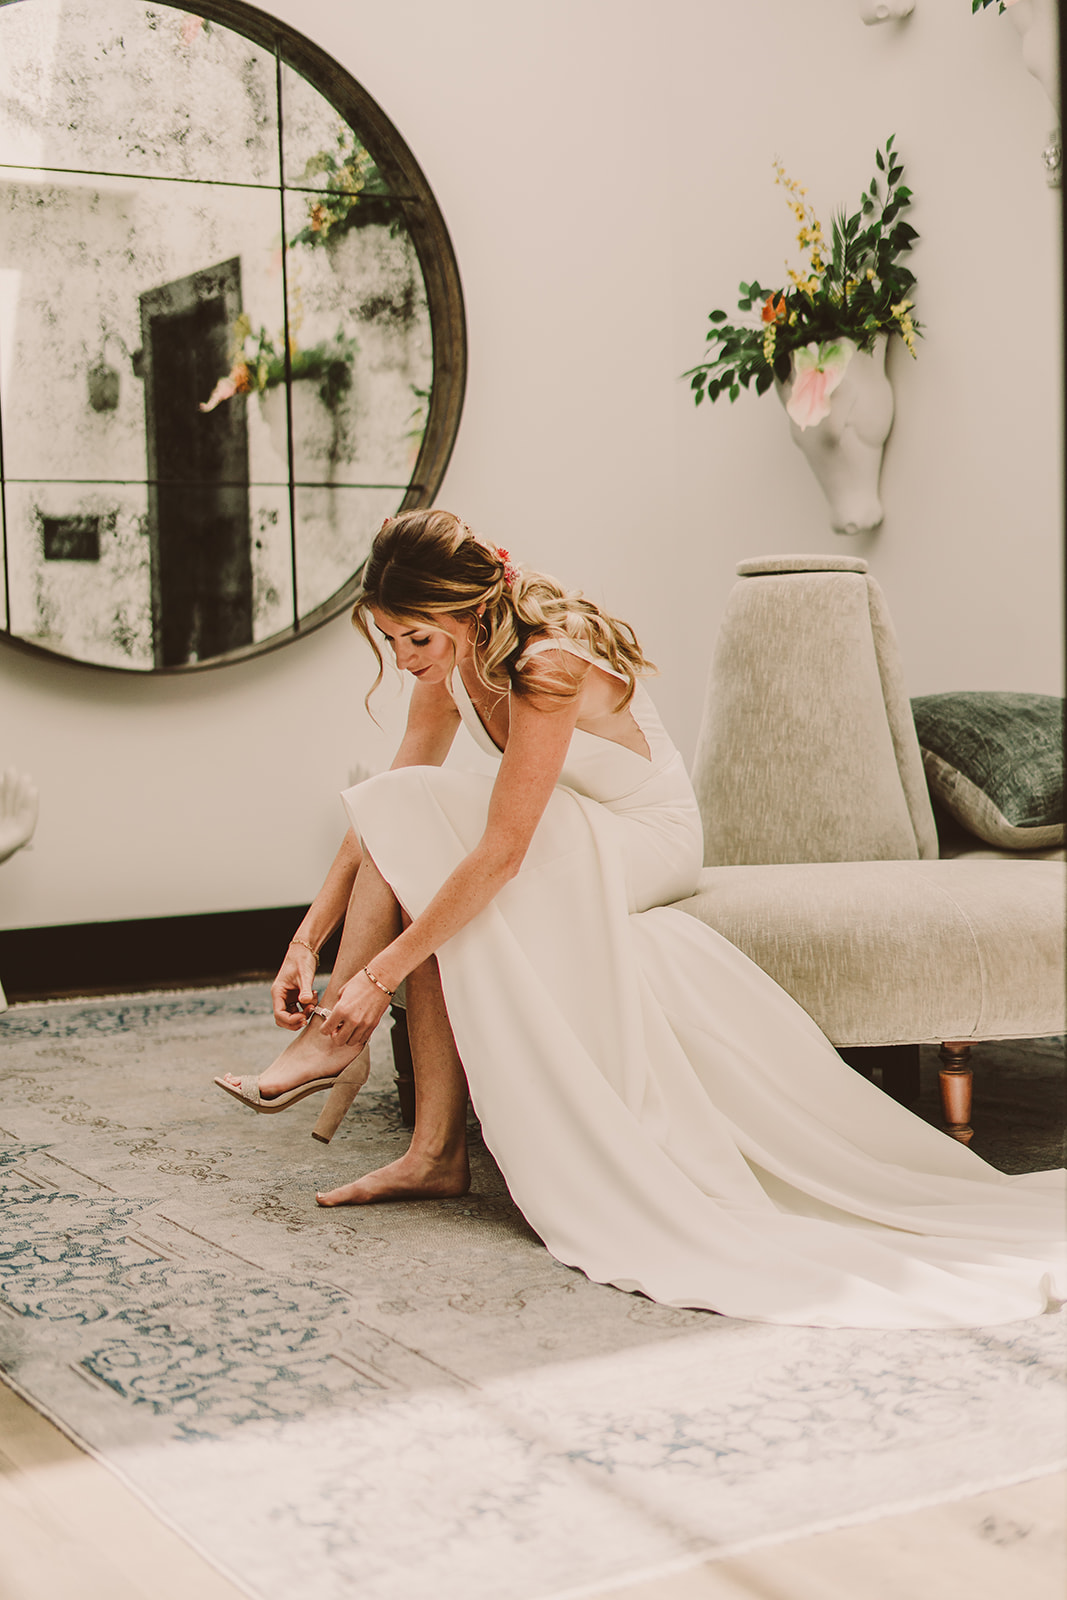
[362,965,396,999]
[289,937,320,960]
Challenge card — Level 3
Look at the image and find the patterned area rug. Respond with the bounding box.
[0,986,1063,1600]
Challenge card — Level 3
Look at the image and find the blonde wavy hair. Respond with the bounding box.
[352,508,654,707]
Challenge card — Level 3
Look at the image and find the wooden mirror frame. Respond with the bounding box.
[0,0,467,674]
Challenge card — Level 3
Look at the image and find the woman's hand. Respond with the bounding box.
[271,944,320,1029]
[319,969,391,1052]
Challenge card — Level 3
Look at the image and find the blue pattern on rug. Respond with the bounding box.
[0,987,1063,1600]
[0,1139,384,1438]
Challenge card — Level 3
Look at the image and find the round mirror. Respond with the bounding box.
[0,0,466,672]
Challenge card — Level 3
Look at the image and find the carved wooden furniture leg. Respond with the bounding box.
[938,1041,974,1144]
[390,1004,416,1127]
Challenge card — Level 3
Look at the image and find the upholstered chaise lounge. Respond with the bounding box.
[674,555,1066,1141]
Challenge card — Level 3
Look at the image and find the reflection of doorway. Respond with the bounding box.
[140,258,252,667]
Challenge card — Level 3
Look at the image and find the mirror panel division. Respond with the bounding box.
[0,0,465,672]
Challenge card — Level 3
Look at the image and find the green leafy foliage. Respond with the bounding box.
[289,124,393,250]
[684,138,921,410]
[231,315,358,411]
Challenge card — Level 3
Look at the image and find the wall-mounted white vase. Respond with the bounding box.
[775,336,894,536]
[859,1,914,25]
[1007,0,1059,117]
[1005,0,1061,186]
[259,379,341,485]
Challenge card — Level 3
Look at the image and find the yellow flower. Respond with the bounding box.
[776,159,827,283]
[891,299,917,357]
[787,267,821,297]
[763,324,777,365]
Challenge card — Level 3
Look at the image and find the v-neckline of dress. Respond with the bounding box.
[451,664,654,766]
[453,667,509,755]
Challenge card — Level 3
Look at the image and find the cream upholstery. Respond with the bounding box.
[676,859,1065,1046]
[675,557,1066,1060]
[691,556,938,865]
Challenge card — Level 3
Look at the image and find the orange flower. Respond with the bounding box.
[761,293,786,325]
[310,203,327,233]
[231,361,252,394]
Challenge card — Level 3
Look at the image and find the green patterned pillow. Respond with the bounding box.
[911,692,1064,850]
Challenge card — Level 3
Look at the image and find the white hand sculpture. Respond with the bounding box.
[0,769,39,864]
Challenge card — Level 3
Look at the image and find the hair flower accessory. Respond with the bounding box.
[495,547,519,586]
[464,518,520,585]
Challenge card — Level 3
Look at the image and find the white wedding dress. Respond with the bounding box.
[342,648,1065,1330]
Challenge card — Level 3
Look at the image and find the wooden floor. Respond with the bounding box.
[0,1381,1062,1600]
[0,1383,244,1600]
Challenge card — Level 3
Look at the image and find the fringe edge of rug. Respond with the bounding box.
[5,1365,1064,1600]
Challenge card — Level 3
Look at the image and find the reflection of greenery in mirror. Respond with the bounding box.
[0,0,465,673]
[289,125,393,249]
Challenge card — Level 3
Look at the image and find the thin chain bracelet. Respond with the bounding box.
[289,937,320,961]
[362,965,396,999]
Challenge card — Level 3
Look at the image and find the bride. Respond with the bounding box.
[218,509,1064,1330]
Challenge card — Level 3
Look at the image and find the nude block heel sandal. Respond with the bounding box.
[311,1055,371,1144]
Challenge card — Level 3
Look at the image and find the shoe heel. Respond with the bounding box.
[311,1055,369,1144]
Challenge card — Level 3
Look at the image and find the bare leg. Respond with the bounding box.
[317,939,470,1205]
[222,854,401,1099]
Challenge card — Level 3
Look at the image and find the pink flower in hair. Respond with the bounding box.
[495,547,519,586]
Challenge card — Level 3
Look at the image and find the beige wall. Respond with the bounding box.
[2,0,1061,930]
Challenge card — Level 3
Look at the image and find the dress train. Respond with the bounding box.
[343,760,1064,1332]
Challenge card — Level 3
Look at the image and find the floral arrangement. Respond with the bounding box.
[200,315,358,414]
[290,125,392,250]
[685,137,920,430]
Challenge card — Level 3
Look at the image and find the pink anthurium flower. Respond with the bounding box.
[785,338,857,430]
[199,375,236,414]
[199,361,252,414]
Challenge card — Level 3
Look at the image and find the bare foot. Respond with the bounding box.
[316,1147,471,1206]
[222,1014,362,1101]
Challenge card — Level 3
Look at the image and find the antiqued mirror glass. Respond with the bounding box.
[0,0,466,671]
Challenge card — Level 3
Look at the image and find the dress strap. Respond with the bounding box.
[515,636,628,683]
